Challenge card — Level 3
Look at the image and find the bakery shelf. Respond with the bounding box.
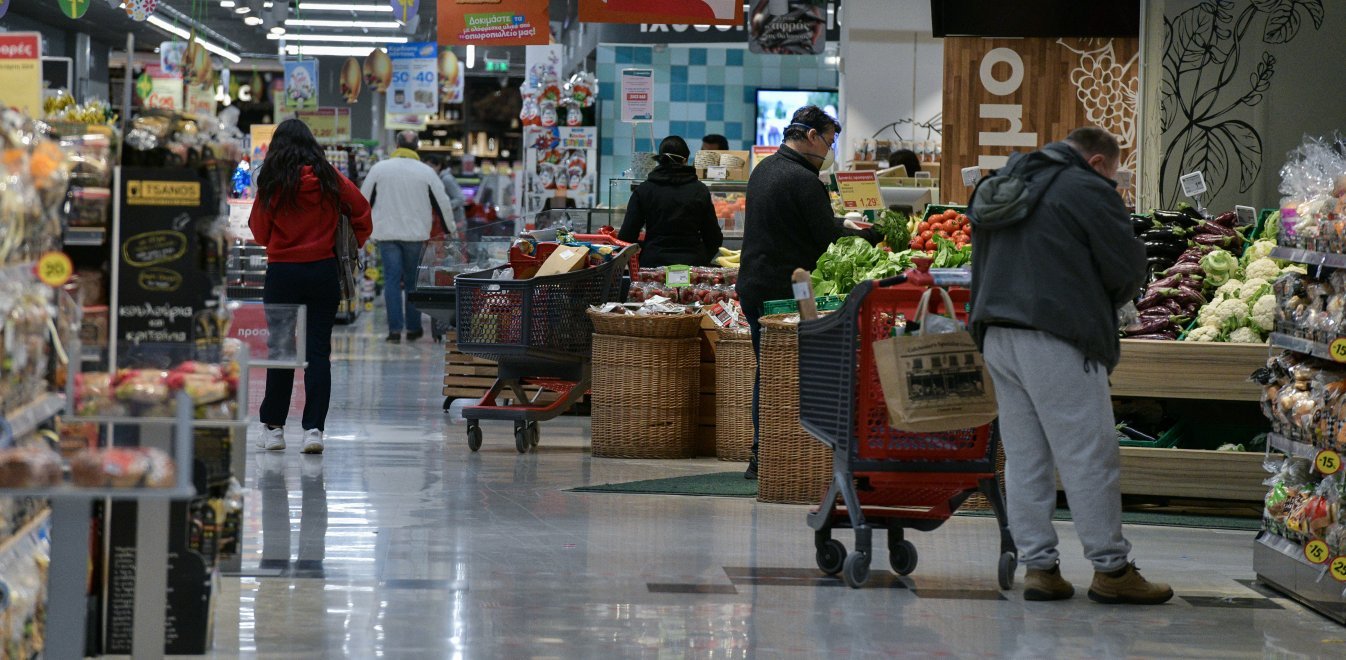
[1269,332,1336,361]
[1270,246,1346,269]
[0,485,196,500]
[2,392,65,440]
[1267,432,1323,461]
[1110,339,1270,402]
[1254,531,1346,624]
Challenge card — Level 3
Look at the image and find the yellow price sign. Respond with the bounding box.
[1331,556,1346,583]
[1330,338,1346,362]
[835,171,885,211]
[1316,449,1343,475]
[1305,539,1331,564]
[37,251,73,287]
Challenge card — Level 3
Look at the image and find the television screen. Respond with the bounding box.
[756,89,840,147]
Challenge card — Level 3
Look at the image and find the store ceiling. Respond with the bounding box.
[11,1,442,61]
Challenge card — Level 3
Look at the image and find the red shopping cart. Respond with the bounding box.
[796,274,1015,589]
[454,228,637,452]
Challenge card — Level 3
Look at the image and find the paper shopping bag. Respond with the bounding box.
[873,288,998,433]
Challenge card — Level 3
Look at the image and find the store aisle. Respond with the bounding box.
[207,328,1346,658]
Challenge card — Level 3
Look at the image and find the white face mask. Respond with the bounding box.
[818,144,835,171]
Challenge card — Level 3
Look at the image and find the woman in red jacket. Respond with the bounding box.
[248,119,372,454]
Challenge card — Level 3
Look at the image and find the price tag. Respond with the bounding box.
[1315,449,1342,475]
[792,281,812,301]
[961,166,981,188]
[1331,556,1346,583]
[1115,170,1134,190]
[1234,205,1256,228]
[37,251,73,287]
[666,265,690,288]
[1330,338,1346,362]
[1180,171,1208,198]
[705,166,729,180]
[1306,539,1331,564]
[834,171,884,211]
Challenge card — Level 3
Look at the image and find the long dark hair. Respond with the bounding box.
[256,118,341,211]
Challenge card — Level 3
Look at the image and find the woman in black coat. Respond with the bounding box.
[618,136,723,267]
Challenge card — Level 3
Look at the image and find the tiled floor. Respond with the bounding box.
[205,320,1346,658]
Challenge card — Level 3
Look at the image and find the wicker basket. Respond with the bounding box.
[591,334,701,458]
[960,441,1006,511]
[714,336,756,462]
[587,309,705,339]
[757,315,833,504]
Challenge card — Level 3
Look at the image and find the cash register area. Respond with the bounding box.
[200,318,1346,659]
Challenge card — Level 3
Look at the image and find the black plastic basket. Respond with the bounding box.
[455,245,636,364]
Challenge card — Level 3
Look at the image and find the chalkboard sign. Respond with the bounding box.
[116,167,220,364]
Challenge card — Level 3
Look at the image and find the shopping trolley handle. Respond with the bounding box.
[876,274,908,288]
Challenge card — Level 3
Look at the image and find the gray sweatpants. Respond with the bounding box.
[982,326,1131,572]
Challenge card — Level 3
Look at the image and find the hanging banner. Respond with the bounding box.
[249,124,276,163]
[439,49,463,104]
[748,0,826,55]
[0,33,42,117]
[340,57,363,103]
[578,0,740,25]
[160,41,189,77]
[297,108,352,144]
[184,83,217,117]
[390,0,419,24]
[620,68,654,123]
[142,64,182,111]
[283,59,319,112]
[387,42,438,116]
[436,0,549,46]
[125,0,157,22]
[58,0,91,19]
[364,49,392,93]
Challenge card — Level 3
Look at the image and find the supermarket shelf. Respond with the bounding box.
[0,485,196,500]
[1254,531,1346,624]
[2,392,65,440]
[226,286,264,301]
[68,414,249,429]
[1267,432,1323,461]
[1110,339,1269,401]
[1270,332,1339,361]
[1270,246,1346,269]
[1116,447,1267,501]
[64,228,107,246]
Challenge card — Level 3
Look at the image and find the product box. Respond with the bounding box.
[535,245,590,277]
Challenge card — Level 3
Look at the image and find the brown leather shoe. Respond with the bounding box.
[1023,562,1074,601]
[1088,561,1174,604]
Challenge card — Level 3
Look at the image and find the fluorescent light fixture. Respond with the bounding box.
[146,16,242,63]
[285,19,400,28]
[271,26,287,34]
[268,33,407,43]
[220,0,236,7]
[244,16,264,26]
[264,1,274,6]
[466,44,475,69]
[284,45,379,57]
[297,3,394,11]
[235,6,252,13]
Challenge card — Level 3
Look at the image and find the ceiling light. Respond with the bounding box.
[220,0,236,7]
[271,26,287,35]
[267,33,407,43]
[297,3,395,12]
[284,45,379,57]
[146,16,242,63]
[264,1,274,6]
[235,6,252,13]
[244,16,264,26]
[285,19,400,29]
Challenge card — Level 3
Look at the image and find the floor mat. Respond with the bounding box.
[570,472,757,498]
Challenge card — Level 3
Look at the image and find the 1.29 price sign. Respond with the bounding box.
[835,171,885,212]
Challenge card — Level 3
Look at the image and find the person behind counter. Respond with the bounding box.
[617,135,723,267]
[890,148,922,177]
[735,105,879,480]
[701,134,730,151]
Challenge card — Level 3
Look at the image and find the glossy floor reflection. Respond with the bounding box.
[206,322,1346,658]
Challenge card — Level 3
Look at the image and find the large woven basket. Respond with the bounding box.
[587,309,704,339]
[591,334,701,458]
[714,335,756,461]
[960,441,1006,511]
[757,314,832,504]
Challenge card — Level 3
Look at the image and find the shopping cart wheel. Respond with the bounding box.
[889,540,918,576]
[816,539,847,576]
[466,422,482,452]
[528,421,540,448]
[514,423,531,453]
[997,552,1017,591]
[842,551,871,588]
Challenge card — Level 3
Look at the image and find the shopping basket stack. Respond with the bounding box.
[796,275,1015,588]
[454,232,637,452]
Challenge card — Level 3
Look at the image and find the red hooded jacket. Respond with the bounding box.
[248,165,373,263]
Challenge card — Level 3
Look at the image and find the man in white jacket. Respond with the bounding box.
[361,131,456,343]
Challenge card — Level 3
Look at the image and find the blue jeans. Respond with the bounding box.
[379,240,424,334]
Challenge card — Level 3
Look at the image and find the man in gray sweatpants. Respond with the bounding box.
[967,127,1172,604]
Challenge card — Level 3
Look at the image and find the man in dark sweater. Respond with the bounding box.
[968,127,1171,605]
[735,106,875,479]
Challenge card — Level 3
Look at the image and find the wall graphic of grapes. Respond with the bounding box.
[1060,38,1139,203]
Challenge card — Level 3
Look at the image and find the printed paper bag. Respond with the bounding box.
[873,288,997,433]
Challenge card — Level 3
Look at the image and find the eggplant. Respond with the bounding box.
[1159,286,1207,307]
[1150,273,1185,289]
[1213,211,1238,227]
[1126,333,1179,341]
[1193,221,1236,237]
[1135,289,1168,310]
[1123,316,1176,335]
[1163,261,1204,276]
[1141,227,1185,243]
[1192,233,1236,248]
[1154,209,1200,228]
[1131,215,1153,234]
[1145,241,1186,258]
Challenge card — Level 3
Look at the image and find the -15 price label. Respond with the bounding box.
[1306,539,1330,564]
[1330,338,1346,362]
[1315,449,1342,475]
[1330,556,1346,583]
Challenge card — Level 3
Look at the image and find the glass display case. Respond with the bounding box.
[408,228,513,327]
[607,178,747,247]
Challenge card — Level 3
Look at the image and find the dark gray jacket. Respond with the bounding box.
[967,141,1145,371]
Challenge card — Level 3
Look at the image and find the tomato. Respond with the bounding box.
[918,221,930,232]
[937,230,950,238]
[924,239,938,251]
[909,237,923,250]
[944,210,958,220]
[920,229,933,240]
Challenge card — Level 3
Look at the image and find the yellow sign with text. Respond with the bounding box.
[0,33,43,117]
[297,108,352,144]
[126,180,201,206]
[835,171,885,211]
[1306,539,1330,565]
[37,251,73,287]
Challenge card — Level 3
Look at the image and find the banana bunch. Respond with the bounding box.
[715,247,741,268]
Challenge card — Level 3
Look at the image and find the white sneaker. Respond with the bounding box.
[301,429,324,454]
[258,425,285,451]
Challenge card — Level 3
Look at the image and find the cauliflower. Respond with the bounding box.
[1251,294,1277,331]
[1238,277,1271,302]
[1185,326,1220,342]
[1241,239,1277,266]
[1244,258,1281,280]
[1282,264,1309,275]
[1201,297,1250,329]
[1214,279,1244,299]
[1228,326,1264,344]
